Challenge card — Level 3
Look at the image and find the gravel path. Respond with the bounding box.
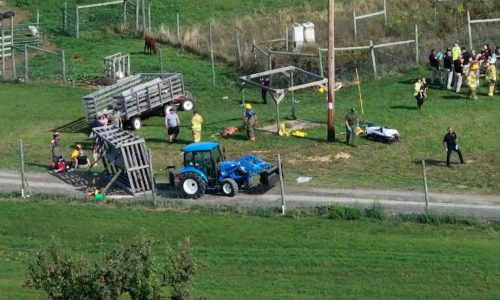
[1,170,499,218]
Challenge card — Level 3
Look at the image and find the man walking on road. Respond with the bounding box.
[443,127,465,168]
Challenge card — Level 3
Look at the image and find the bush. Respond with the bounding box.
[25,235,199,300]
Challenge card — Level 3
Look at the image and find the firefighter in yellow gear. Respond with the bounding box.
[485,59,497,97]
[468,63,479,100]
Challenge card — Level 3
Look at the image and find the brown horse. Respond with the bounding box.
[144,36,157,55]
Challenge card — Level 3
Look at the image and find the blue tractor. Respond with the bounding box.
[178,142,281,199]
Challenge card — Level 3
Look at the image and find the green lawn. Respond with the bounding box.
[1,198,500,299]
[1,1,499,196]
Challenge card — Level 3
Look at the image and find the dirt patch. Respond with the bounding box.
[334,152,352,160]
[287,155,332,164]
[258,119,321,133]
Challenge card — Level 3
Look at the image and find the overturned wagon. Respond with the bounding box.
[82,73,194,130]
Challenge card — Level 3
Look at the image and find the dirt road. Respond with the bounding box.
[1,170,499,219]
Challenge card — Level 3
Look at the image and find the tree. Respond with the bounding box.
[164,238,199,300]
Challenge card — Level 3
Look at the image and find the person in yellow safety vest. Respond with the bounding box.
[485,58,497,97]
[452,43,461,61]
[413,78,424,110]
[191,110,203,143]
[467,63,478,100]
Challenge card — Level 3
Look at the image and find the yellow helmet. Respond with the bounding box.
[245,103,252,109]
[471,63,479,71]
[318,86,326,94]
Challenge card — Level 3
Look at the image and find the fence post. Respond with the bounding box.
[123,0,126,26]
[285,27,289,52]
[19,140,26,198]
[176,13,180,42]
[148,148,156,206]
[277,154,285,215]
[159,48,164,73]
[353,11,357,40]
[61,50,66,82]
[12,45,16,79]
[415,24,419,64]
[318,48,324,77]
[63,2,67,32]
[210,50,215,86]
[421,159,429,215]
[24,44,28,82]
[467,10,472,51]
[37,9,40,25]
[370,40,377,77]
[148,4,151,32]
[1,24,4,80]
[142,0,146,33]
[135,0,139,32]
[383,0,387,25]
[291,71,296,120]
[75,6,79,38]
[236,31,242,68]
[209,21,213,51]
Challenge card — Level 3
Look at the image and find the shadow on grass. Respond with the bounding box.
[49,171,90,191]
[52,117,90,134]
[146,137,192,145]
[390,104,417,110]
[413,159,446,167]
[441,94,465,100]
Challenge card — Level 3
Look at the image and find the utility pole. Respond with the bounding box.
[327,0,336,142]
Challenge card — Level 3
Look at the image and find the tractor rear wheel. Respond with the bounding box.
[221,178,238,197]
[180,173,206,199]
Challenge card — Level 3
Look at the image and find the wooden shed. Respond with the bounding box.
[91,125,152,195]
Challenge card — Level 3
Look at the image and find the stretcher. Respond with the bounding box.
[364,126,400,143]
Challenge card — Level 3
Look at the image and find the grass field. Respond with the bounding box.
[1,60,499,194]
[1,198,500,299]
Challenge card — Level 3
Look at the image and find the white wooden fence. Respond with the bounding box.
[467,9,500,50]
[353,0,387,40]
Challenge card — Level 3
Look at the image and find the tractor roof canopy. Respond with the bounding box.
[182,142,220,152]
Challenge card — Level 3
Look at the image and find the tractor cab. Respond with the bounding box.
[182,142,223,185]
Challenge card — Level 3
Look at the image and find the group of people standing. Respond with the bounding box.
[429,42,498,100]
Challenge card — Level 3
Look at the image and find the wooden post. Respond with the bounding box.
[353,11,357,40]
[24,45,28,82]
[236,31,242,68]
[327,0,335,142]
[149,148,156,206]
[37,9,40,25]
[278,154,285,215]
[19,140,26,198]
[267,51,272,70]
[467,10,472,51]
[285,27,289,52]
[370,40,377,77]
[159,48,164,73]
[142,0,146,33]
[275,97,280,135]
[421,160,429,215]
[209,21,213,51]
[415,24,419,64]
[210,50,215,86]
[63,2,67,33]
[12,44,16,79]
[291,71,296,120]
[1,24,4,80]
[123,0,127,26]
[318,47,324,77]
[61,50,66,82]
[76,6,79,38]
[148,4,151,32]
[136,0,139,32]
[383,0,387,25]
[176,13,180,42]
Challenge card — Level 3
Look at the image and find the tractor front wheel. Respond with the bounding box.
[221,178,238,197]
[180,173,206,199]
